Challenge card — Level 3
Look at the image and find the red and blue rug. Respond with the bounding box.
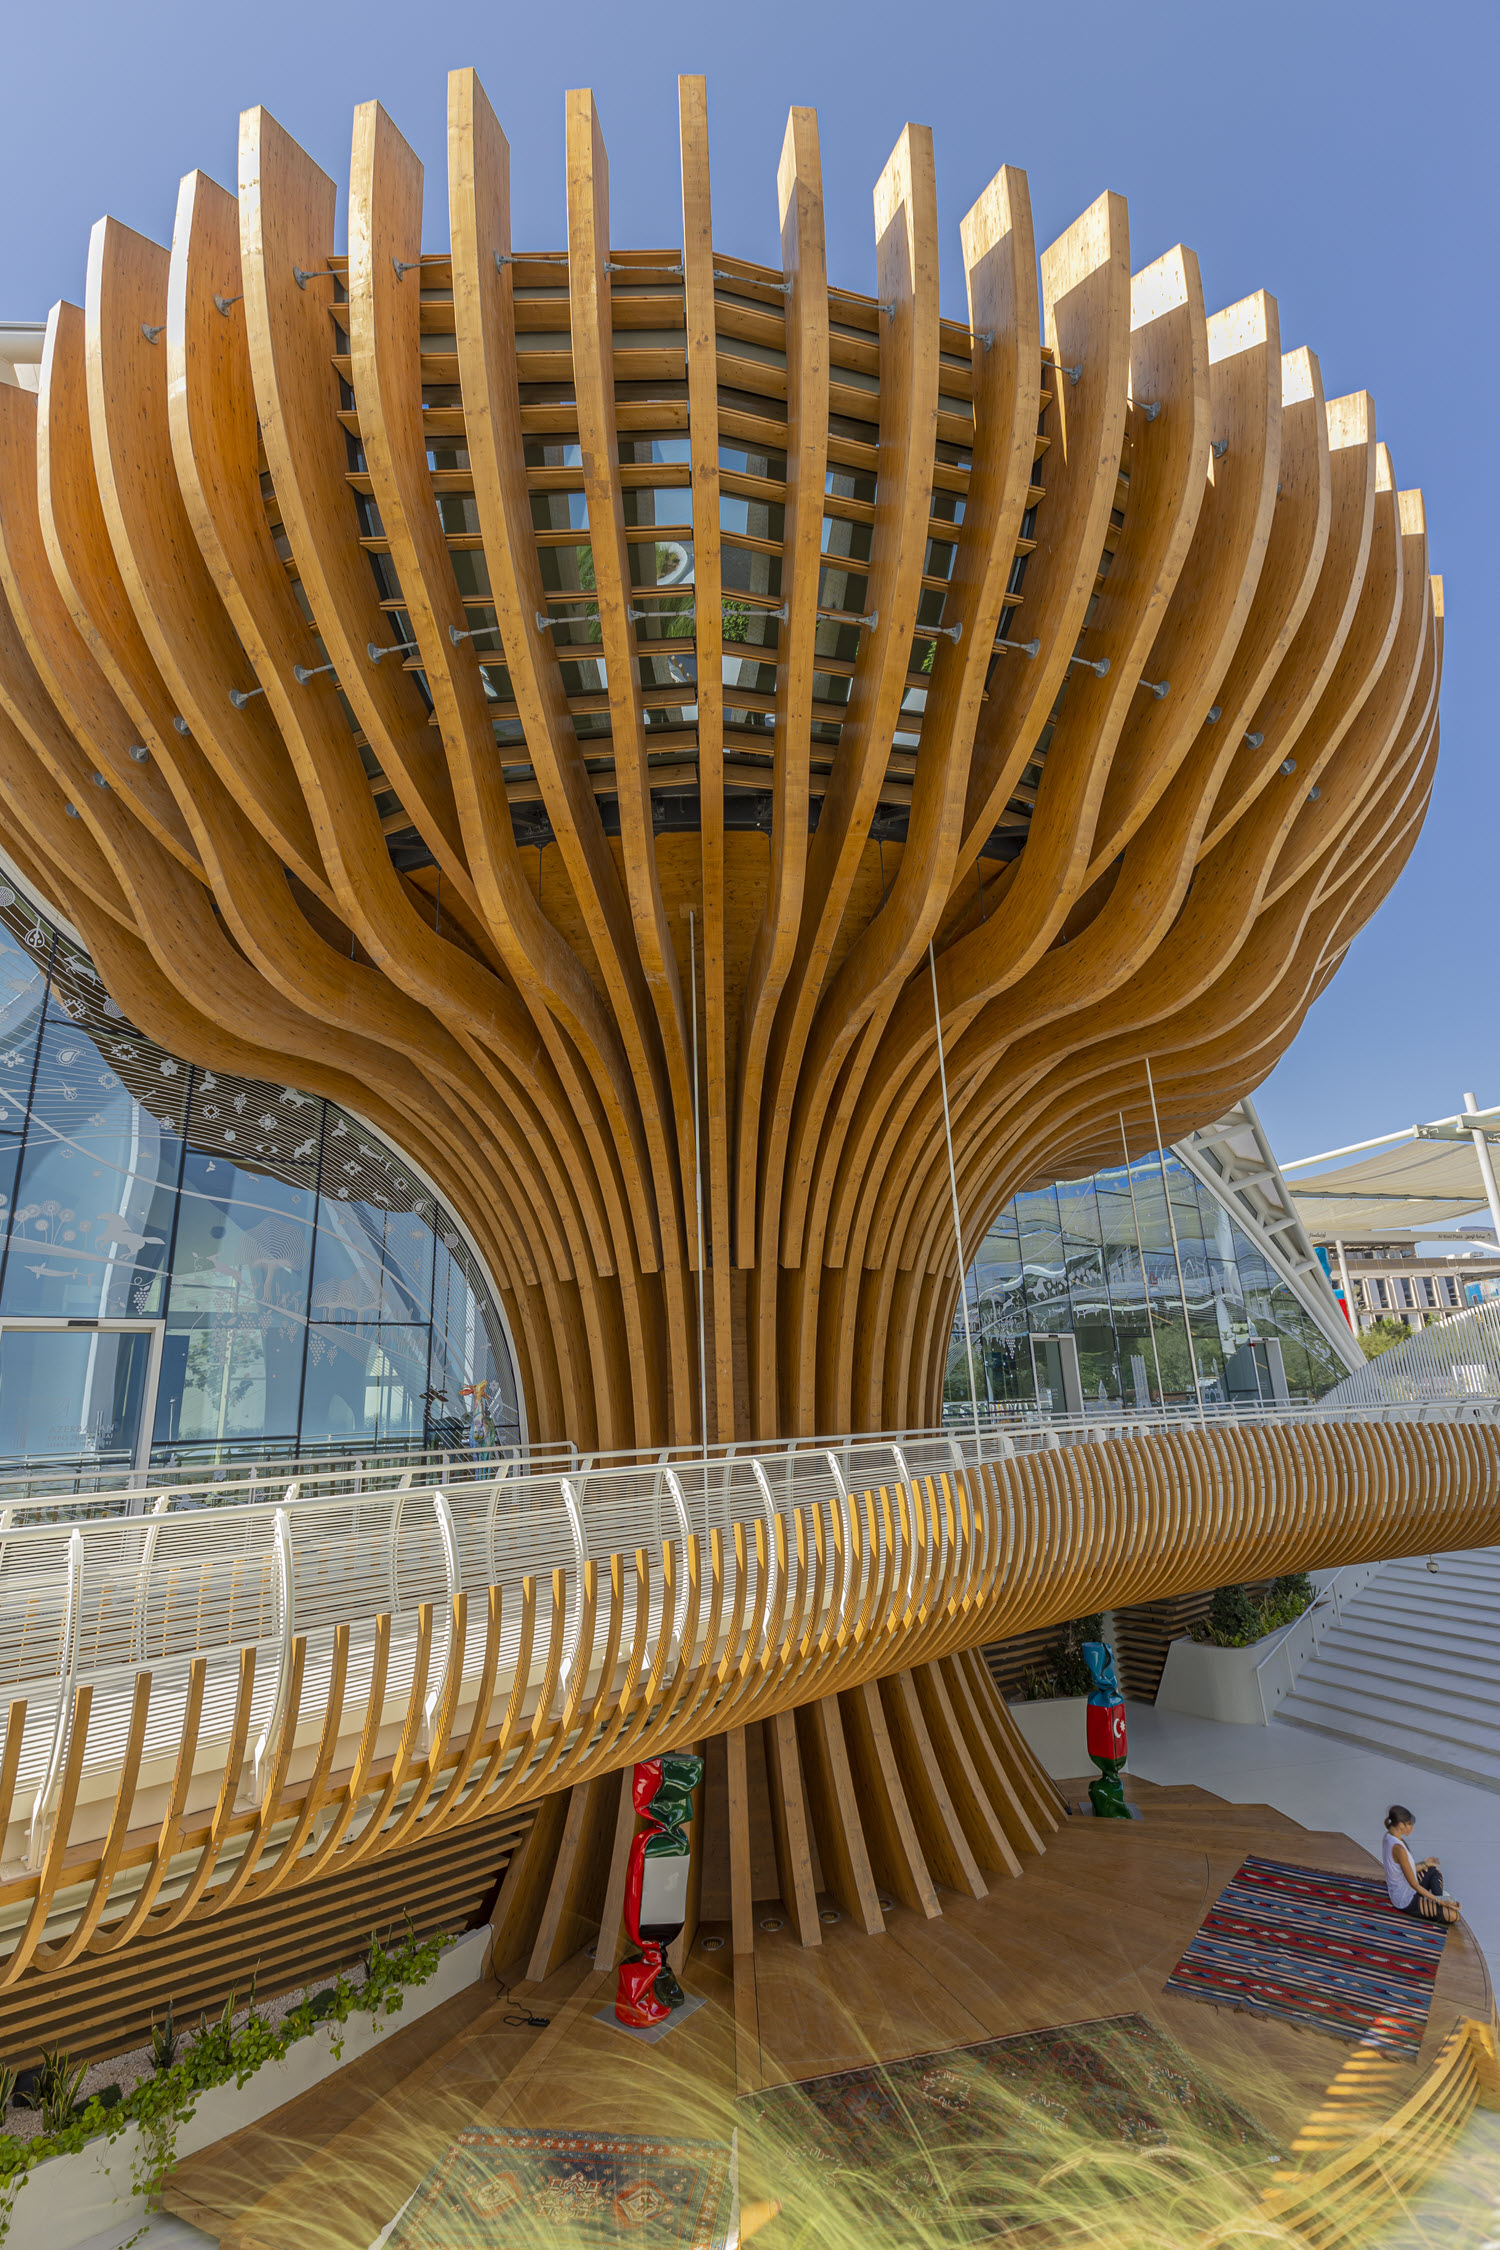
[382,2125,734,2246]
[1164,1853,1448,2057]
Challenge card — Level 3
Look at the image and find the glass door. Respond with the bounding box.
[1028,1332,1084,1418]
[0,1320,164,1472]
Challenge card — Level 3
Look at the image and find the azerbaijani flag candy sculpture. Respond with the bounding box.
[1082,1641,1130,1819]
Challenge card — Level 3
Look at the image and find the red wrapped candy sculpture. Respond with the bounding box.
[615,1752,704,2028]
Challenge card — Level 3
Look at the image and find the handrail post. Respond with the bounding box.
[557,1476,590,1675]
[28,1527,85,1870]
[747,1456,784,1663]
[251,1508,296,1803]
[661,1466,694,1661]
[424,1490,462,1748]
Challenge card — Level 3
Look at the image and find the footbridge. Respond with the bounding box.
[2,1401,1497,2062]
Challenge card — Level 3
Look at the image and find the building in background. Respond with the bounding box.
[0,887,518,1473]
[1279,1101,1500,1335]
[1312,1231,1500,1334]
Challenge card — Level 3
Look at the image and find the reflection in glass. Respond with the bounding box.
[311,1197,434,1323]
[300,1324,429,1446]
[0,1326,154,1466]
[948,1153,1347,1415]
[2,1006,183,1319]
[1015,1187,1070,1335]
[158,1313,305,1450]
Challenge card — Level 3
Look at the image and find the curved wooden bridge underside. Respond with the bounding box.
[2,1415,1496,2065]
[0,73,1440,1448]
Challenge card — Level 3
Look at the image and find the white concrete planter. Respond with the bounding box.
[5,1926,493,2250]
[1156,1606,1318,1726]
[1153,1562,1392,1729]
[1009,1695,1089,1778]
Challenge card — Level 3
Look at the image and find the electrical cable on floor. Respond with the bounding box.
[493,1977,550,2028]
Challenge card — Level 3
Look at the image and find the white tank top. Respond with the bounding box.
[1383,1831,1417,1908]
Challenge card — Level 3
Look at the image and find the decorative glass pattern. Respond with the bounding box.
[0,885,519,1467]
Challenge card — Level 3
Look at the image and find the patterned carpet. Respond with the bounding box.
[1164,1854,1448,2057]
[740,2012,1270,2237]
[382,2125,734,2247]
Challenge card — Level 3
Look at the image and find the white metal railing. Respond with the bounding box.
[1319,1296,1500,1408]
[1248,1557,1392,1721]
[3,1391,1495,1529]
[2,1401,1493,1713]
[0,1436,573,1515]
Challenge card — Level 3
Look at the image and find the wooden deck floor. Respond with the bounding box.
[164,1777,1492,2249]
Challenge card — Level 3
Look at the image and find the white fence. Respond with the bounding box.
[1319,1298,1500,1408]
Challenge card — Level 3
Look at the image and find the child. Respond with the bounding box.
[1383,1805,1460,1925]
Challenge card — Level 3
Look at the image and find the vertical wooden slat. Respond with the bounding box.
[910,1659,1019,1876]
[735,105,828,1375]
[761,1707,822,1945]
[725,1725,755,1957]
[793,1694,883,1935]
[525,1772,617,1983]
[488,1788,573,1977]
[594,1762,639,1975]
[878,1668,986,1899]
[836,1679,939,1915]
[566,92,696,1444]
[679,75,734,1443]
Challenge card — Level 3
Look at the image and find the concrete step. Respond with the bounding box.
[1382,1549,1500,1576]
[1277,1691,1500,1791]
[1380,1563,1500,1593]
[1295,1648,1500,1717]
[1286,1659,1500,1735]
[1319,1598,1500,1639]
[1335,1592,1500,1638]
[1268,1545,1500,1791]
[1304,1619,1500,1669]
[1343,1600,1500,1641]
[1304,1638,1500,1692]
[1312,1614,1500,1669]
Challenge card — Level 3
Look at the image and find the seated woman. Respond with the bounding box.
[1383,1805,1461,1925]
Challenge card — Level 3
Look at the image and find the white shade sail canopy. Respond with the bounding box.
[1290,1138,1498,1235]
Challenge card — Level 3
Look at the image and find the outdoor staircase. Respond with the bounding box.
[1277,1549,1500,1789]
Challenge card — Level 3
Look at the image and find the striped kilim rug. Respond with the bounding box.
[1165,1853,1448,2057]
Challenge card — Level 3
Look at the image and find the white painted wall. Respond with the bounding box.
[1009,1696,1089,1778]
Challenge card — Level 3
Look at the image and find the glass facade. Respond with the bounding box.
[946,1154,1349,1413]
[0,887,519,1470]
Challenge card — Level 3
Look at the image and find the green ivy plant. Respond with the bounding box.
[0,1921,452,2248]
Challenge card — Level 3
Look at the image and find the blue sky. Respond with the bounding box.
[0,0,1491,1167]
